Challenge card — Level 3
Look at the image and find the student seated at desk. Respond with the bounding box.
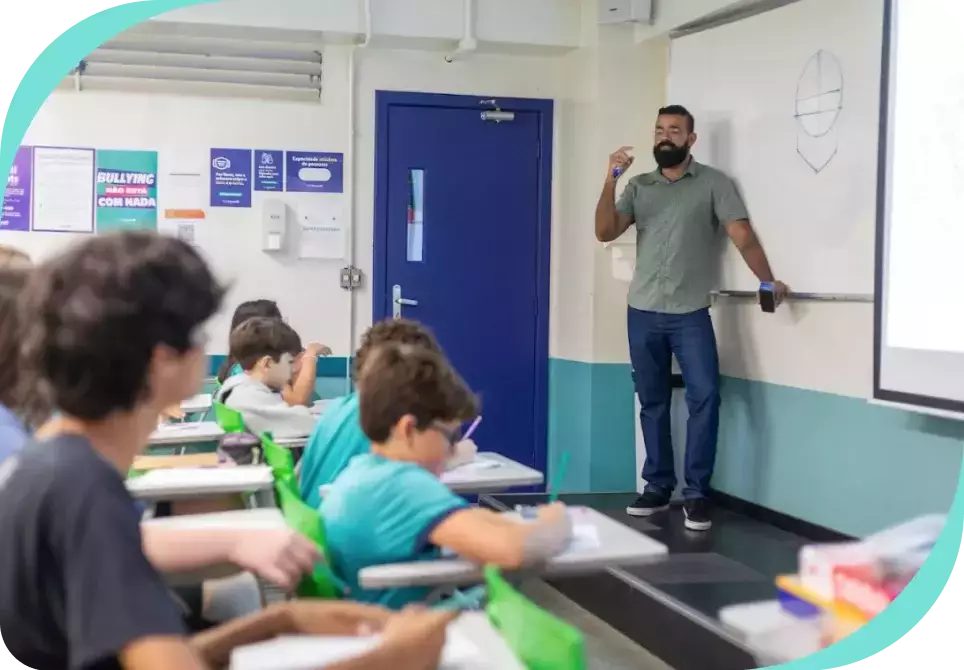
[217,299,330,407]
[300,318,446,508]
[216,317,317,438]
[322,343,573,610]
[0,231,456,670]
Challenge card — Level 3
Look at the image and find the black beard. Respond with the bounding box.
[653,142,690,169]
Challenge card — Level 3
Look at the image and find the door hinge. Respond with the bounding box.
[536,142,541,159]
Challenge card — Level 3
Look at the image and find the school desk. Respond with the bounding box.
[148,421,225,446]
[316,452,546,502]
[442,453,544,493]
[181,393,213,415]
[143,508,288,586]
[133,453,221,471]
[358,506,668,590]
[127,465,275,502]
[228,612,524,670]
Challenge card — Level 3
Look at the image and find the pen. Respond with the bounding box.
[463,415,482,441]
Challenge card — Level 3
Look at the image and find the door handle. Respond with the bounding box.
[392,284,419,318]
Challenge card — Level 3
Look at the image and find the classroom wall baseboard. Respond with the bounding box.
[710,490,855,543]
[548,358,964,537]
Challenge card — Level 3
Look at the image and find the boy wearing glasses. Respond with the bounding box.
[321,343,573,609]
[299,318,444,508]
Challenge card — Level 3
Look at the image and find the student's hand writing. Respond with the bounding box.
[536,501,568,523]
[283,601,392,636]
[227,529,320,591]
[379,607,459,670]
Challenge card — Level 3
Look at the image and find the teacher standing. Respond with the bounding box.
[595,105,787,531]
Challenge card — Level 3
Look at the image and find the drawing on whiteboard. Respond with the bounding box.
[794,49,844,173]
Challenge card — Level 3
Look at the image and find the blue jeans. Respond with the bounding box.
[628,307,720,500]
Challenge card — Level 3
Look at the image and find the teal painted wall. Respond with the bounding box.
[549,359,963,537]
[548,359,636,493]
[715,377,964,537]
[205,355,351,400]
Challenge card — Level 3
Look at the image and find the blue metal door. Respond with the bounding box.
[374,92,552,473]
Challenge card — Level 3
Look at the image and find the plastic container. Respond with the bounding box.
[719,601,823,666]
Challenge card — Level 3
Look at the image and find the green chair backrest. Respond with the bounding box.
[485,566,586,670]
[275,482,342,600]
[261,433,295,477]
[213,402,246,434]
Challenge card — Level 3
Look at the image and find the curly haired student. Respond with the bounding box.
[0,232,453,670]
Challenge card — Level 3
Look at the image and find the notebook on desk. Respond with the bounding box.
[229,630,478,670]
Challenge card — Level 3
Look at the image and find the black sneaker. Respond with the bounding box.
[626,491,670,517]
[683,498,712,531]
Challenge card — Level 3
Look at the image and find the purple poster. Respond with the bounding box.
[2,147,32,231]
[285,151,344,193]
[210,148,252,208]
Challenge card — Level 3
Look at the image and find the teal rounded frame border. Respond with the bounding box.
[0,2,961,668]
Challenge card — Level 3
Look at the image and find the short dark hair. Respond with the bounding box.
[0,265,49,427]
[229,317,302,372]
[218,300,284,381]
[658,104,695,133]
[230,299,282,331]
[358,343,478,443]
[19,232,224,421]
[353,318,441,382]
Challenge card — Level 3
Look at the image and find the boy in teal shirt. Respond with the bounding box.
[321,343,572,610]
[299,319,442,508]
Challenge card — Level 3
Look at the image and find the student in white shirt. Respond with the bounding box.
[216,317,317,438]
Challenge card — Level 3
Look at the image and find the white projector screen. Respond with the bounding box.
[875,0,964,412]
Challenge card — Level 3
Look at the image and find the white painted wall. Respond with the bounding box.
[6,45,568,359]
[2,0,761,367]
[155,0,582,49]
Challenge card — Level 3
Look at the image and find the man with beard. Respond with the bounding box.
[594,104,787,532]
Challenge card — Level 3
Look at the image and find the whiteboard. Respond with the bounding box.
[668,0,883,294]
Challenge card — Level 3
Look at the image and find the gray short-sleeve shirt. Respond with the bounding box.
[616,159,748,314]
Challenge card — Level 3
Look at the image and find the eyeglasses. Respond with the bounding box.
[430,423,462,452]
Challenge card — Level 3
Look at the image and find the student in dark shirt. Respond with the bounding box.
[0,232,455,670]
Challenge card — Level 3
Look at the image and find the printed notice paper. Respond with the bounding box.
[96,150,158,232]
[210,148,252,208]
[32,146,95,233]
[254,150,283,192]
[2,146,32,231]
[286,151,344,193]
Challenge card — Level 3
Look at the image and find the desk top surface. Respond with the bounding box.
[441,453,544,492]
[359,505,667,588]
[180,393,213,413]
[229,612,522,670]
[143,507,286,530]
[127,465,274,499]
[149,421,225,444]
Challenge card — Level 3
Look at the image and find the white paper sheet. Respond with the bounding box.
[297,201,345,259]
[229,629,478,670]
[32,147,95,233]
[569,524,601,552]
[446,457,501,474]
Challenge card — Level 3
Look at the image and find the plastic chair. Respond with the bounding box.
[213,402,246,434]
[485,566,587,670]
[275,482,343,600]
[260,433,295,475]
